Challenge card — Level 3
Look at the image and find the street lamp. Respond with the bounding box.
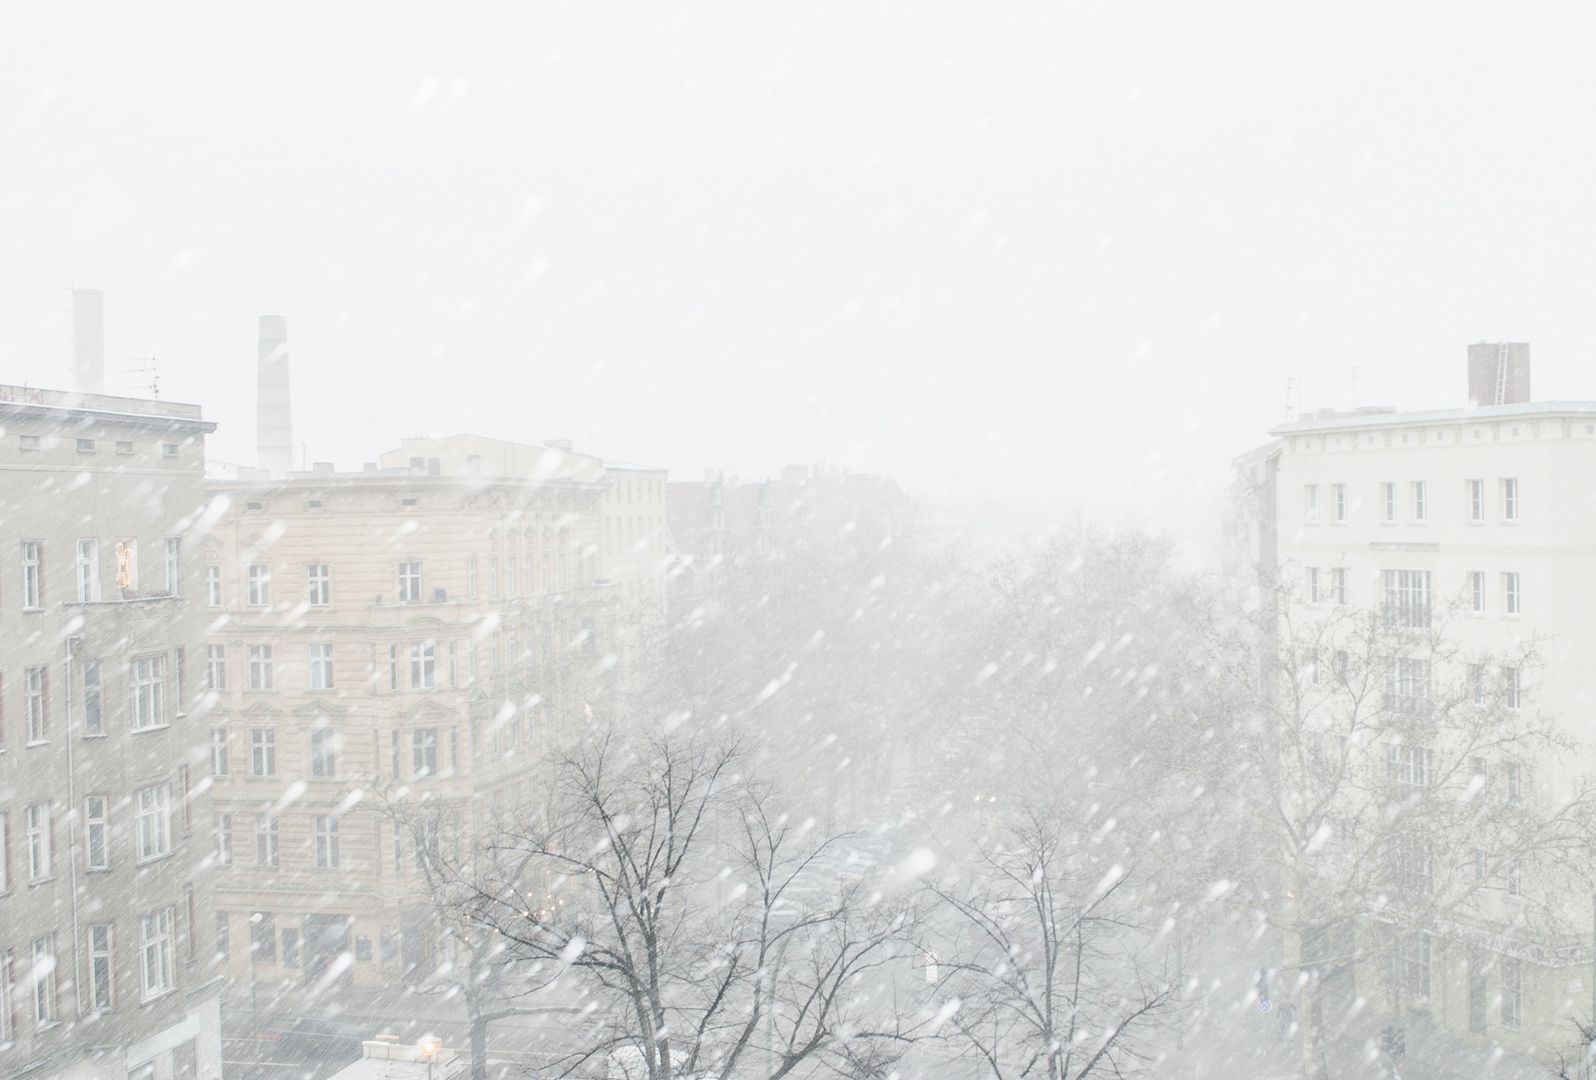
[418,1035,443,1080]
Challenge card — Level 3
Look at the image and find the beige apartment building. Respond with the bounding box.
[1238,344,1596,1060]
[0,386,222,1080]
[204,434,664,1000]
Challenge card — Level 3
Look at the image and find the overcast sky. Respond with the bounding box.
[3,2,1594,550]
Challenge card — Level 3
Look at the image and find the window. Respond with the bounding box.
[131,654,165,730]
[164,538,180,595]
[76,538,100,602]
[315,815,340,868]
[215,913,230,962]
[88,923,113,1011]
[1390,930,1431,999]
[1384,657,1430,719]
[1382,482,1397,522]
[1381,569,1432,628]
[1505,667,1522,711]
[21,540,42,609]
[215,813,233,866]
[251,728,276,777]
[1467,478,1485,521]
[391,731,401,778]
[1392,835,1434,896]
[1306,567,1321,603]
[85,794,109,870]
[255,816,279,867]
[1506,761,1524,801]
[76,437,95,453]
[210,728,229,776]
[135,784,172,861]
[1331,567,1347,605]
[247,564,271,607]
[490,556,501,597]
[162,442,178,458]
[1385,743,1433,788]
[248,644,273,690]
[1411,481,1427,521]
[307,643,334,690]
[207,644,226,691]
[282,927,301,969]
[116,440,133,455]
[388,644,400,691]
[399,561,422,602]
[1469,665,1486,706]
[19,433,39,449]
[1502,958,1522,1028]
[82,658,103,735]
[1470,571,1485,614]
[1332,483,1346,522]
[1503,477,1519,521]
[252,912,276,961]
[307,564,330,606]
[206,565,221,607]
[26,803,51,879]
[1503,572,1520,615]
[310,727,338,778]
[410,641,436,689]
[1508,859,1522,897]
[467,557,479,599]
[1333,649,1348,682]
[32,935,57,1023]
[25,665,47,742]
[413,727,439,777]
[140,908,175,999]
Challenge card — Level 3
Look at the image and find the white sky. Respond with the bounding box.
[3,2,1595,547]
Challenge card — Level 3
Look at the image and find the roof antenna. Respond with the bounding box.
[118,359,159,398]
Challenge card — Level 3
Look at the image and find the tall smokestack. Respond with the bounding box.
[73,289,106,394]
[1468,342,1531,407]
[256,315,293,476]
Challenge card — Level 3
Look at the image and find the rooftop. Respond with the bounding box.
[1270,400,1596,437]
[0,383,213,431]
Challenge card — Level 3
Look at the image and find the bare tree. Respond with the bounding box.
[447,729,925,1080]
[921,806,1177,1080]
[1185,580,1596,1080]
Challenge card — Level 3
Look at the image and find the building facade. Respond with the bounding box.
[0,386,222,1080]
[205,434,662,1003]
[1240,346,1596,1060]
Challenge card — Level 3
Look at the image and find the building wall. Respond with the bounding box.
[0,388,221,1080]
[204,469,612,997]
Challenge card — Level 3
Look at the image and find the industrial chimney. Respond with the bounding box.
[1467,342,1531,407]
[256,315,293,477]
[73,289,106,395]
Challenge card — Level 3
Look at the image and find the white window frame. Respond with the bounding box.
[1502,958,1522,1028]
[1502,477,1519,521]
[1306,567,1321,603]
[211,727,229,776]
[1331,567,1347,605]
[410,640,436,690]
[76,538,100,602]
[255,814,279,867]
[88,923,113,1011]
[1331,483,1346,522]
[307,642,334,690]
[134,783,172,862]
[84,794,109,871]
[307,563,331,607]
[248,644,273,691]
[1467,478,1485,522]
[21,540,42,610]
[164,537,180,595]
[1411,480,1426,522]
[399,561,422,603]
[1382,482,1397,522]
[1504,571,1520,615]
[206,565,221,607]
[1470,571,1485,614]
[214,813,233,867]
[247,564,271,607]
[130,654,166,731]
[251,728,276,777]
[139,907,175,1001]
[413,727,439,777]
[314,815,340,868]
[82,658,103,736]
[32,935,56,1024]
[25,665,47,743]
[26,803,52,880]
[207,644,226,691]
[310,727,337,779]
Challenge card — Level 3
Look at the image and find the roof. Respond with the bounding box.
[0,383,214,432]
[1270,400,1596,436]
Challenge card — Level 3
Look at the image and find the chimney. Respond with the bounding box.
[73,289,106,395]
[1467,342,1531,407]
[256,315,293,477]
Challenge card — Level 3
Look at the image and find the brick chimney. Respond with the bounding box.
[1467,342,1530,407]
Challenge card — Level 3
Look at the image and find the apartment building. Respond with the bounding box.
[204,434,659,1000]
[0,386,222,1080]
[1239,344,1596,1058]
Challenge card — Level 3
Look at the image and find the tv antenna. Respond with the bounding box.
[118,359,159,398]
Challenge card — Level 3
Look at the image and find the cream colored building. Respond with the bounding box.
[0,386,223,1080]
[1248,345,1596,1059]
[205,434,664,1001]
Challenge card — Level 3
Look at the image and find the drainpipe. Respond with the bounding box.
[64,630,84,1019]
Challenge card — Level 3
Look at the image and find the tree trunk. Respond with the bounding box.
[467,990,490,1080]
[1297,973,1328,1080]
